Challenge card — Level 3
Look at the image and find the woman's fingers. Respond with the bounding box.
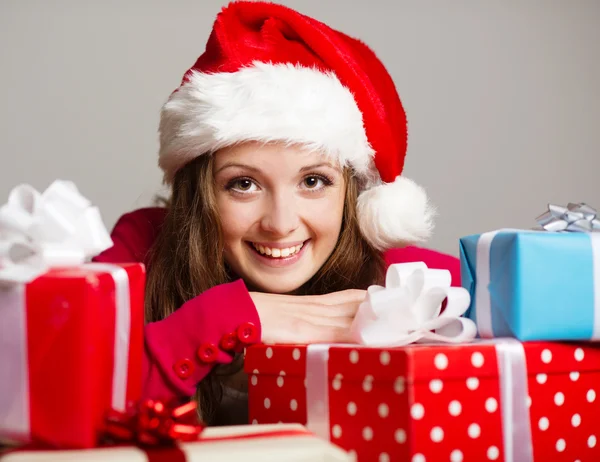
[298,301,361,318]
[300,289,367,305]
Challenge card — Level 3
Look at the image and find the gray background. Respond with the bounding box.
[1,0,598,256]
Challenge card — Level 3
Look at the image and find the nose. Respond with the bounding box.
[260,192,300,237]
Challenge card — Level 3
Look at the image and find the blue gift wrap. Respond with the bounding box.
[460,229,600,341]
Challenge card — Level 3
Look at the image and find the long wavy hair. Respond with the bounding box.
[145,153,385,424]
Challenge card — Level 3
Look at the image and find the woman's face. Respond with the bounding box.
[213,141,346,294]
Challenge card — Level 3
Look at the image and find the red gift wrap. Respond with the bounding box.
[0,263,145,449]
[245,340,600,461]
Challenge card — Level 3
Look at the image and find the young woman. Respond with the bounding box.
[93,1,461,425]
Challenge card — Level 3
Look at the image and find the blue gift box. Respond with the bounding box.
[459,229,600,341]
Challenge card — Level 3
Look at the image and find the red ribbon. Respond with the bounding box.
[103,399,205,446]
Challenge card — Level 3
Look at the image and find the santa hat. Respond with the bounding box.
[158,1,435,251]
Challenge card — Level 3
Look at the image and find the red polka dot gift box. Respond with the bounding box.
[244,340,600,462]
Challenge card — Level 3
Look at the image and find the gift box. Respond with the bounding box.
[0,181,145,448]
[460,221,600,340]
[245,340,600,461]
[0,424,354,461]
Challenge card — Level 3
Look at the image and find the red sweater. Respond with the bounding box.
[93,207,461,402]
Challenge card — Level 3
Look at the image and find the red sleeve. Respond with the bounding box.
[383,246,461,287]
[93,208,261,401]
[93,208,166,265]
[142,279,261,400]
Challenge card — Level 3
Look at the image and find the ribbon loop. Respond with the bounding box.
[350,262,477,346]
[536,202,600,233]
[103,399,205,446]
[0,180,113,284]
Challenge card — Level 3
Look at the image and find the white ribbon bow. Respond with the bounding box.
[350,262,477,346]
[0,180,113,284]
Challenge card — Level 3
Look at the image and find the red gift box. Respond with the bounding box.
[0,263,145,449]
[245,340,600,461]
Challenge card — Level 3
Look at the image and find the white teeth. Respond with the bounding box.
[252,242,304,258]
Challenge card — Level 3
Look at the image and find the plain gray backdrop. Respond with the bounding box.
[1,0,598,256]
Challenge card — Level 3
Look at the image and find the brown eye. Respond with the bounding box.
[237,179,253,190]
[304,176,320,188]
[226,177,258,194]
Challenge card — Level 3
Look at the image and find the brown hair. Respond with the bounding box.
[145,153,385,423]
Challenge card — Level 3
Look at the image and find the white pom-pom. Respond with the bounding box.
[357,176,435,251]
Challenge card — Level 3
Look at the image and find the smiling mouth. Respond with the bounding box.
[247,240,308,258]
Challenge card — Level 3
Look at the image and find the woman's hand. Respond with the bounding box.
[249,289,366,344]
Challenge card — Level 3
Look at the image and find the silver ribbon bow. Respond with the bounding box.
[0,180,113,284]
[350,262,477,346]
[536,203,600,233]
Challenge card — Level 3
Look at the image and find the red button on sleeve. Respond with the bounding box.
[173,358,194,379]
[220,332,238,351]
[197,343,219,363]
[237,322,259,345]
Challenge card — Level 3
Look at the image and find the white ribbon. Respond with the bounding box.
[86,264,131,412]
[480,339,534,462]
[0,180,113,284]
[350,262,477,346]
[305,344,332,441]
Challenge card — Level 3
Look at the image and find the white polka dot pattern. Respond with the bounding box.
[430,426,444,442]
[434,353,448,370]
[429,379,443,393]
[395,429,407,444]
[448,400,462,416]
[332,424,342,439]
[378,403,389,418]
[466,377,479,390]
[450,449,463,462]
[468,423,481,439]
[487,446,499,460]
[380,351,391,365]
[485,398,498,413]
[471,352,485,368]
[347,401,357,416]
[394,376,405,394]
[410,403,425,420]
[244,341,600,462]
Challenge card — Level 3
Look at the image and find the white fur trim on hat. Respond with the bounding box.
[158,61,375,183]
[357,176,436,251]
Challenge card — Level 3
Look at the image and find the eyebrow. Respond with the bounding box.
[215,162,339,175]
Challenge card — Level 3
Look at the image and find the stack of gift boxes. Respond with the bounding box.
[2,180,599,461]
[0,181,352,461]
[245,203,600,462]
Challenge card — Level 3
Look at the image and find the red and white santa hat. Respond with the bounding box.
[158,1,435,251]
